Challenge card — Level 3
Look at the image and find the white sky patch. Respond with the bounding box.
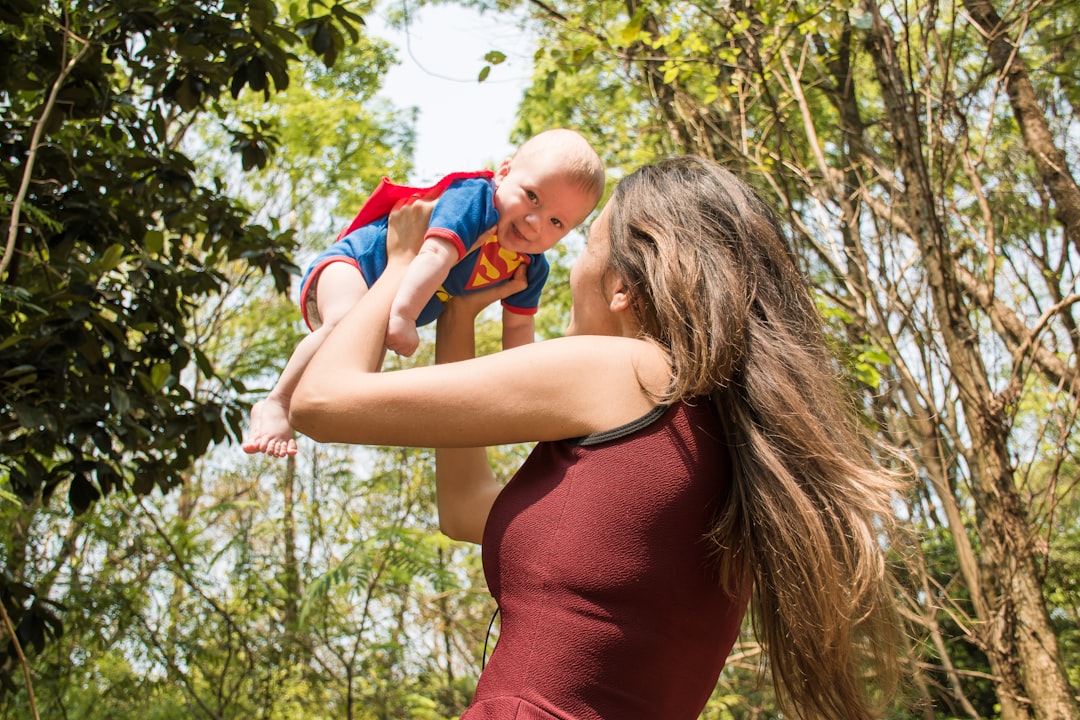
[368,3,536,184]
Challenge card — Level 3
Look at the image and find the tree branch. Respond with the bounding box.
[0,599,40,720]
[1,26,92,280]
[962,0,1080,253]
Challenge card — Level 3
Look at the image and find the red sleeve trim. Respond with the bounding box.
[501,302,539,315]
[300,256,362,330]
[424,227,468,260]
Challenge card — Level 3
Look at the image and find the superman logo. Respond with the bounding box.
[465,235,529,290]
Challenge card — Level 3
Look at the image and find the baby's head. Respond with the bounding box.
[492,129,605,255]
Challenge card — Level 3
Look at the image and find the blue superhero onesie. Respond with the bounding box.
[300,171,549,330]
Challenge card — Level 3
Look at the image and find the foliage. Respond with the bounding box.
[0,0,386,696]
[502,0,1080,716]
[3,0,1079,717]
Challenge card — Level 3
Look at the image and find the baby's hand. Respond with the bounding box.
[386,313,420,356]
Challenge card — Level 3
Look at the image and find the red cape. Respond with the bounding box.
[337,169,495,240]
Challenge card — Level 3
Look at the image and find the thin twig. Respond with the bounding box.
[0,598,41,720]
[1,27,93,280]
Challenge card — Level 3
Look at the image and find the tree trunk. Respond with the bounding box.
[962,0,1080,255]
[282,454,300,640]
[862,1,1080,718]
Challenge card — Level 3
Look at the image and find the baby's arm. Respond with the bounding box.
[500,308,536,350]
[386,237,458,356]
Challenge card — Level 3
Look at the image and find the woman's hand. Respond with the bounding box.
[385,193,437,263]
[443,266,528,325]
[436,266,527,364]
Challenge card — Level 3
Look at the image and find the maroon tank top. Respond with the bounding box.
[462,401,746,720]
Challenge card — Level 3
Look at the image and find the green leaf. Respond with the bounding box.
[614,12,646,46]
[68,474,101,515]
[143,229,164,254]
[150,361,172,390]
[249,2,269,33]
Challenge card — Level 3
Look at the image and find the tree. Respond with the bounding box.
[497,0,1079,716]
[9,0,1076,716]
[0,0,378,695]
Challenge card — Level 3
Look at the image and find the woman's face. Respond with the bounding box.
[566,203,624,338]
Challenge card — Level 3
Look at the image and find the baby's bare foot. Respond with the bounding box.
[243,398,298,457]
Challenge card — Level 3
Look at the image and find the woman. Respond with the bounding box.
[291,156,906,719]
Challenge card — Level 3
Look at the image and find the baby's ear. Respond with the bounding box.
[494,158,512,184]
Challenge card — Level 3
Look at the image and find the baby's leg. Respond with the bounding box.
[244,262,368,456]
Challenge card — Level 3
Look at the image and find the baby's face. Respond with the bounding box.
[492,157,597,255]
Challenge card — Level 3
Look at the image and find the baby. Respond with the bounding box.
[243,129,605,456]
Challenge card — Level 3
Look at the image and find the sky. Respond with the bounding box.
[367,3,536,184]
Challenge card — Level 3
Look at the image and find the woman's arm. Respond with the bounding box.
[294,329,662,447]
[433,269,527,543]
[499,309,535,350]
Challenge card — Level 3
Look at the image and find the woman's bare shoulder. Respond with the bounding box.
[408,334,669,445]
[501,334,671,428]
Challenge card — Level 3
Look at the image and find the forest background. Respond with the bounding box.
[1,0,1078,718]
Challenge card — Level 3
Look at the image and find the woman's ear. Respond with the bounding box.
[608,280,631,313]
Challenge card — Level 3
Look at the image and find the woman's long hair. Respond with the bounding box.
[605,156,907,719]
